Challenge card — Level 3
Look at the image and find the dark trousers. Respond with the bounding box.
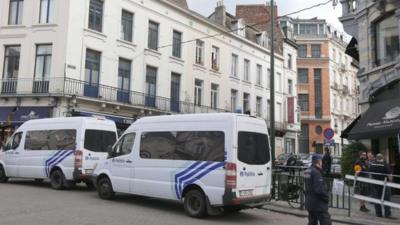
[373,186,391,217]
[307,210,332,225]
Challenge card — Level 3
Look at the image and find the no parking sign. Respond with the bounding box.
[323,128,335,140]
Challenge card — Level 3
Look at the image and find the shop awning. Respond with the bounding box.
[0,107,51,124]
[347,98,400,140]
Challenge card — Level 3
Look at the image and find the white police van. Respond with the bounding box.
[93,113,271,217]
[0,117,117,189]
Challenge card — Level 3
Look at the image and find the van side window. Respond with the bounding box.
[140,131,224,162]
[25,130,76,150]
[238,132,270,165]
[85,130,117,152]
[5,132,23,150]
[111,133,135,158]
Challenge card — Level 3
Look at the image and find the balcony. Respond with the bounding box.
[0,77,228,114]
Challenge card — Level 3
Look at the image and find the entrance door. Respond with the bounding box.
[170,73,180,112]
[84,49,100,98]
[109,132,136,193]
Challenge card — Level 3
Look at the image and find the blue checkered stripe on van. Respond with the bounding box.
[44,150,75,177]
[174,161,225,200]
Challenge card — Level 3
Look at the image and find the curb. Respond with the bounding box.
[262,206,384,225]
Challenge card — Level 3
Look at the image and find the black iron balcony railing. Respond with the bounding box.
[0,77,228,114]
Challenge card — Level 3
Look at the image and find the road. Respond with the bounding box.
[0,179,345,225]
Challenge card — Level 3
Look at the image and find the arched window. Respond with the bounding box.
[375,13,400,66]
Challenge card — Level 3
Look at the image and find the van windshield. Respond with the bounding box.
[238,132,270,165]
[84,130,117,152]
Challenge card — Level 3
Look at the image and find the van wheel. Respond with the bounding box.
[50,170,65,190]
[97,177,115,200]
[184,189,207,218]
[0,165,8,183]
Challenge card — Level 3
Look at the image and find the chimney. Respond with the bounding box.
[214,1,226,26]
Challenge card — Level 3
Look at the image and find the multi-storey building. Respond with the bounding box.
[0,0,299,152]
[339,0,399,174]
[279,17,359,156]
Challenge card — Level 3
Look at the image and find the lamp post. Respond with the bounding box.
[269,0,276,163]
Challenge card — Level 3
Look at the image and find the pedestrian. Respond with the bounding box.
[322,147,332,176]
[353,151,370,212]
[304,154,332,225]
[368,153,395,219]
[367,150,376,167]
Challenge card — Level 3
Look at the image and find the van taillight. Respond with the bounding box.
[225,162,237,189]
[75,150,83,168]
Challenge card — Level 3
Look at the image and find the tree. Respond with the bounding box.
[341,142,367,178]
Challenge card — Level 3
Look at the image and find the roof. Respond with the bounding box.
[20,117,114,126]
[165,0,188,8]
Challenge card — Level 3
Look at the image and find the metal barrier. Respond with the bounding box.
[346,172,400,209]
[272,166,351,215]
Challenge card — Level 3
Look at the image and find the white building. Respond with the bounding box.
[0,0,300,153]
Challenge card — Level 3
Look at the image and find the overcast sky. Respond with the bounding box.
[186,0,344,31]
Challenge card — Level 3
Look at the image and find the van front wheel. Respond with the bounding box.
[0,165,8,183]
[97,177,115,200]
[50,170,65,190]
[183,189,207,218]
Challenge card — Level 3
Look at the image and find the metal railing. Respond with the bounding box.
[0,77,229,114]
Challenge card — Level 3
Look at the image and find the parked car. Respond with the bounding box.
[298,153,312,168]
[93,113,272,218]
[0,117,118,189]
[275,153,289,166]
[331,157,342,177]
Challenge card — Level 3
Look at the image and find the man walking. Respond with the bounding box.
[305,154,332,225]
[368,153,394,219]
[354,151,370,212]
[322,147,332,176]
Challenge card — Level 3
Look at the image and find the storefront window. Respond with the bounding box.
[375,13,399,66]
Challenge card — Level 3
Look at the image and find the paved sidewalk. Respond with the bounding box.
[263,197,400,225]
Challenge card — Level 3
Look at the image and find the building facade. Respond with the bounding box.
[280,17,359,156]
[0,0,299,153]
[339,0,400,174]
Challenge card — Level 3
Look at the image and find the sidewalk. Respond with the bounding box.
[263,196,400,225]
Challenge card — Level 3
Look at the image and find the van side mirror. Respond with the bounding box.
[107,145,114,158]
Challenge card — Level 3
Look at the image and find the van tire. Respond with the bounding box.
[50,170,65,190]
[183,189,207,218]
[97,177,115,200]
[0,165,8,183]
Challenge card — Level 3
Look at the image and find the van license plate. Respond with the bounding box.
[239,190,253,197]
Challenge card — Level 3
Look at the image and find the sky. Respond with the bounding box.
[186,0,344,31]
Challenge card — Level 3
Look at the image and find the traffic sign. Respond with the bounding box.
[324,139,335,147]
[323,128,335,140]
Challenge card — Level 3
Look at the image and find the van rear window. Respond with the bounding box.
[84,130,117,152]
[238,132,270,165]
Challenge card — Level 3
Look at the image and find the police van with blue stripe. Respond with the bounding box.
[92,113,272,217]
[0,117,117,189]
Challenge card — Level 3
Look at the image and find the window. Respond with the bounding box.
[211,46,219,70]
[256,97,262,117]
[118,58,131,91]
[34,44,52,78]
[4,132,22,150]
[311,44,321,58]
[172,30,182,58]
[298,24,318,35]
[332,48,336,61]
[288,79,293,95]
[276,102,282,122]
[231,89,237,112]
[194,79,203,106]
[148,21,159,50]
[170,73,180,112]
[266,68,271,87]
[256,64,262,85]
[299,124,309,153]
[121,10,134,42]
[375,13,399,66]
[85,49,101,85]
[84,130,117,152]
[243,59,250,81]
[298,44,307,57]
[243,93,250,113]
[3,46,21,79]
[8,0,23,25]
[298,94,309,111]
[314,69,322,118]
[145,66,157,98]
[287,54,292,69]
[110,133,136,158]
[211,83,219,109]
[88,0,103,32]
[139,131,225,161]
[276,73,282,92]
[39,0,55,24]
[238,132,270,165]
[195,39,204,65]
[25,130,76,150]
[298,68,308,84]
[267,100,270,120]
[231,54,238,77]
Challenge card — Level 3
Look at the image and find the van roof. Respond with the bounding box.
[133,113,263,125]
[19,116,114,126]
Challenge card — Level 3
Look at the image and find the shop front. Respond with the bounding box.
[0,107,52,145]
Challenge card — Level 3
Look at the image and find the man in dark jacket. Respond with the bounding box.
[354,151,370,212]
[304,154,332,225]
[322,148,332,176]
[368,153,394,218]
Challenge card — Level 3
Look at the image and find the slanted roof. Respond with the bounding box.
[166,0,188,8]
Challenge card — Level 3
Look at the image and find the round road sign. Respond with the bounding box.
[323,128,335,140]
